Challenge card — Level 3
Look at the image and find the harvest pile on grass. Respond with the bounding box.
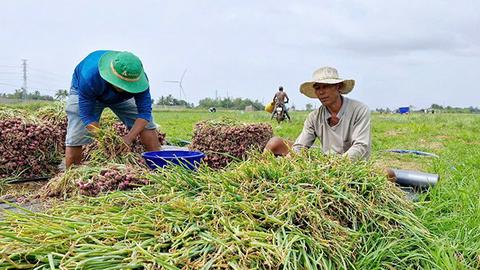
[82,112,166,161]
[190,118,273,168]
[0,118,64,179]
[0,153,449,269]
[114,122,166,147]
[78,165,149,196]
[41,122,153,198]
[40,163,149,198]
[81,124,146,165]
[0,108,33,121]
[35,103,68,131]
[0,104,166,182]
[35,103,68,145]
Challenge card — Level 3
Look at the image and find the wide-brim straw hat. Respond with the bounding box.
[300,67,355,98]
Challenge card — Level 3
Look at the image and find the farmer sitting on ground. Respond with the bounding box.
[271,86,291,121]
[265,66,371,161]
[65,50,160,168]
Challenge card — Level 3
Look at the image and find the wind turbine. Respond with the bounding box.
[163,69,187,101]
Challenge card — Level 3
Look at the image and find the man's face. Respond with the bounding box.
[313,83,341,106]
[112,85,126,93]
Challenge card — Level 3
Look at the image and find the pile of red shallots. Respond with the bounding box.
[0,118,64,179]
[77,166,149,196]
[0,103,166,180]
[35,104,67,151]
[189,119,273,169]
[40,164,149,198]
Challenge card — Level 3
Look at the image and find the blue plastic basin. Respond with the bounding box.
[142,150,205,170]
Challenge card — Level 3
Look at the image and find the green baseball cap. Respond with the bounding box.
[98,51,149,94]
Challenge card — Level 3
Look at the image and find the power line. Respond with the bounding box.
[29,67,67,78]
[0,82,20,87]
[0,65,20,68]
[28,76,64,83]
[25,87,58,95]
[28,75,66,83]
[0,63,22,92]
[0,61,72,98]
[0,71,22,74]
[28,77,65,84]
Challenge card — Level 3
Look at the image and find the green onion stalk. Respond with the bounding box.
[0,152,464,269]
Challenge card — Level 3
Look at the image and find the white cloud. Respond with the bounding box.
[0,0,479,109]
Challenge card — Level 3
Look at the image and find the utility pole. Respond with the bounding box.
[226,90,229,109]
[21,59,27,101]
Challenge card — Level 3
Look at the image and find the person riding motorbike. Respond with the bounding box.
[271,86,291,121]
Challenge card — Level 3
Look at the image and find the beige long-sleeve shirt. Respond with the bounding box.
[293,97,371,160]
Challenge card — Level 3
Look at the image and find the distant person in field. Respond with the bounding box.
[265,66,371,161]
[65,50,160,168]
[271,86,291,121]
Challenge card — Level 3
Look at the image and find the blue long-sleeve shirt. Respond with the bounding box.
[71,50,152,126]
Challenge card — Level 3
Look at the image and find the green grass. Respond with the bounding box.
[372,113,480,268]
[1,103,479,268]
[0,153,464,269]
[155,109,307,142]
[153,109,480,268]
[0,100,54,111]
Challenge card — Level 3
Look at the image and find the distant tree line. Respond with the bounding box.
[375,104,480,114]
[156,95,194,108]
[5,88,475,114]
[0,89,57,101]
[429,104,480,113]
[198,97,263,110]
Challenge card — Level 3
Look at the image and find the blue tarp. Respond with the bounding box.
[398,107,410,114]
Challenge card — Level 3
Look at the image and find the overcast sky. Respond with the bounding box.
[1,0,479,110]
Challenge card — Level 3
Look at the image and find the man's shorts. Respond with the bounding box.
[65,90,157,147]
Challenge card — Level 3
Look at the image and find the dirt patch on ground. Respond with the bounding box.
[417,139,444,151]
[465,141,480,145]
[435,135,451,140]
[374,154,432,173]
[0,181,56,220]
[0,181,48,201]
[375,159,426,172]
[385,130,405,136]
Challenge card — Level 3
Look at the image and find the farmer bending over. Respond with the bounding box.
[265,67,371,161]
[65,50,160,168]
[271,86,291,121]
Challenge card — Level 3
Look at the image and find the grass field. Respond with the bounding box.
[1,104,479,268]
[155,109,480,268]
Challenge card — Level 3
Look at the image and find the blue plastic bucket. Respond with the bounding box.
[142,150,205,171]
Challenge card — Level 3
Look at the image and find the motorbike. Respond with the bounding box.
[272,103,288,123]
